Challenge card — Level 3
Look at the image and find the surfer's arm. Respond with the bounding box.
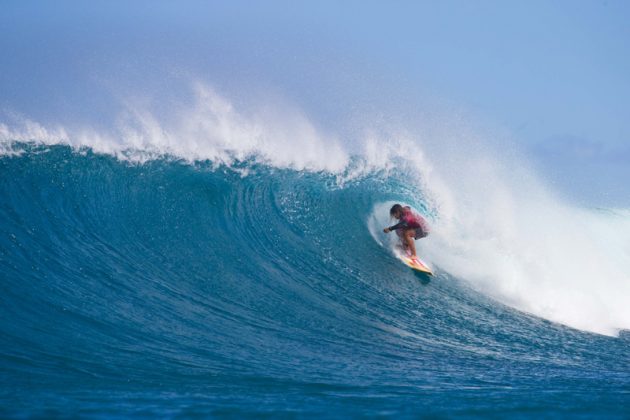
[384,221,407,233]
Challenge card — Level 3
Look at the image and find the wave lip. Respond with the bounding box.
[0,85,350,172]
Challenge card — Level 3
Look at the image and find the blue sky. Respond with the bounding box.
[2,0,629,204]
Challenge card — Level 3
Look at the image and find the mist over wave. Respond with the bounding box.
[2,84,628,336]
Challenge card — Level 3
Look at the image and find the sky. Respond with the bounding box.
[1,0,629,205]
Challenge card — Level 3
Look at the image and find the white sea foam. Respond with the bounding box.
[2,84,629,336]
[367,122,630,336]
[371,134,630,336]
[0,84,349,172]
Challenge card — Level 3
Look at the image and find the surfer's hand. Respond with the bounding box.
[383,228,390,233]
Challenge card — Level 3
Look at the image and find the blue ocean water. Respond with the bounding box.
[1,144,629,417]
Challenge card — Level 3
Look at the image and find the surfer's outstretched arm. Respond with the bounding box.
[383,221,406,233]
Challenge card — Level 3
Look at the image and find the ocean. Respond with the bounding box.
[1,127,629,417]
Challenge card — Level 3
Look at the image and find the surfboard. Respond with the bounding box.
[395,249,433,275]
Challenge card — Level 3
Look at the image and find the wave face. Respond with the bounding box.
[1,143,628,417]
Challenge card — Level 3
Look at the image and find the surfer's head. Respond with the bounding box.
[389,204,404,219]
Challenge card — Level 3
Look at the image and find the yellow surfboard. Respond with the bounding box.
[399,254,433,276]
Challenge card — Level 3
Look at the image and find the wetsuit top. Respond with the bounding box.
[388,209,428,232]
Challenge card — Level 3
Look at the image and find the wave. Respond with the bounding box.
[1,85,629,338]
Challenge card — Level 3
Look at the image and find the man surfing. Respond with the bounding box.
[383,204,430,260]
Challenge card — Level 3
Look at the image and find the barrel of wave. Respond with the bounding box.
[367,201,434,275]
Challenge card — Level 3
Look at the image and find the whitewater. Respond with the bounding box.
[1,86,629,416]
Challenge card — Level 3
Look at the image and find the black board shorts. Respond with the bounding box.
[397,226,429,240]
[414,226,429,239]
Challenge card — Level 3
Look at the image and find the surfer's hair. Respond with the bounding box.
[389,204,404,216]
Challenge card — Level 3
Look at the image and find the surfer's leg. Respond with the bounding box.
[396,229,408,250]
[404,229,417,257]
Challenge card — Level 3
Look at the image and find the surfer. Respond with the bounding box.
[383,204,429,259]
